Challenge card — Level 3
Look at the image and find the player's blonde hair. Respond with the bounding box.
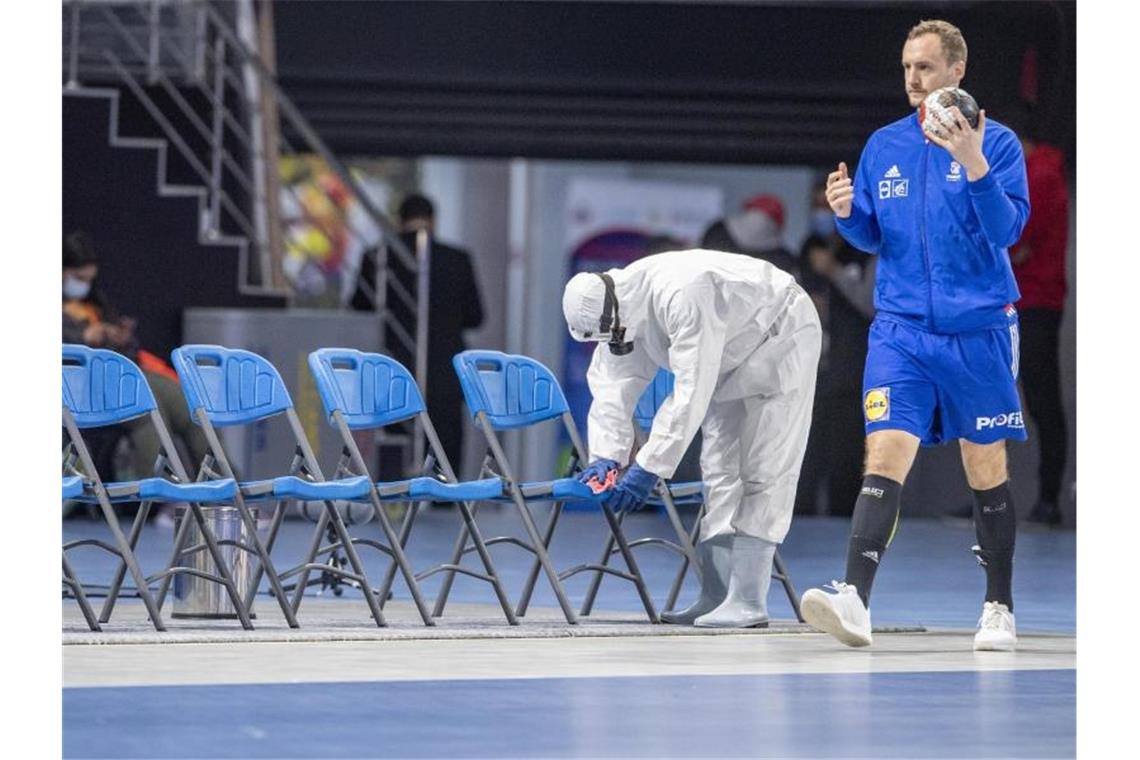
[907,19,968,65]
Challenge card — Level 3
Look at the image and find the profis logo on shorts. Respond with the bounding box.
[864,387,890,422]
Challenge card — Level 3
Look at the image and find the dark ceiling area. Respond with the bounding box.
[273,1,1075,167]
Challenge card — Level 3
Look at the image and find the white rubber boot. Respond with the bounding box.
[660,534,731,625]
[693,534,775,628]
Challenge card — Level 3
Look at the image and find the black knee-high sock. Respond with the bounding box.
[972,482,1016,610]
[844,474,903,607]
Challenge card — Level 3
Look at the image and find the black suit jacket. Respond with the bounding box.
[352,233,485,404]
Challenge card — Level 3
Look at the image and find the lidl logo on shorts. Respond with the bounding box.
[864,387,890,422]
[976,411,1024,431]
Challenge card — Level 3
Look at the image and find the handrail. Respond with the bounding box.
[198,1,417,274]
[99,6,257,199]
[63,0,424,364]
[104,50,257,241]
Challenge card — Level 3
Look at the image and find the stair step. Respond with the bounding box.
[200,231,249,249]
[110,135,166,151]
[62,86,120,100]
[159,184,207,199]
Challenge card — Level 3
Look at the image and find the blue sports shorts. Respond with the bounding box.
[862,310,1027,446]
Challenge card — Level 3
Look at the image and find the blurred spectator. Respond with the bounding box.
[701,194,799,280]
[62,231,209,492]
[1004,103,1071,525]
[795,182,876,516]
[352,193,485,476]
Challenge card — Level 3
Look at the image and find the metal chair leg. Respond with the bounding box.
[365,493,435,626]
[95,498,166,632]
[230,498,299,628]
[454,500,518,625]
[374,501,418,609]
[431,515,472,618]
[99,500,152,623]
[579,516,619,617]
[773,549,804,622]
[63,555,101,632]
[665,504,705,612]
[516,500,566,617]
[599,505,658,623]
[509,494,578,624]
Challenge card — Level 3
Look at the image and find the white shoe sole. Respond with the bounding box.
[973,636,1017,652]
[801,590,872,647]
[692,616,769,629]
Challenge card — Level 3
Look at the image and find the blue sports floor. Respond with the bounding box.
[63,509,1076,758]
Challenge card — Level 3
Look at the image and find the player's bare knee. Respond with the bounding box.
[961,441,1008,489]
[863,432,917,483]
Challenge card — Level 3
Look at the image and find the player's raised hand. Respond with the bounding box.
[826,162,854,219]
[924,108,989,180]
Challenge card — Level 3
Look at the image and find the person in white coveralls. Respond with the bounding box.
[562,249,821,627]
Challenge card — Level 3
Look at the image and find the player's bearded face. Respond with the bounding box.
[901,34,965,108]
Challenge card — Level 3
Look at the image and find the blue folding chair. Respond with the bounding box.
[433,350,659,624]
[582,368,805,621]
[62,345,252,631]
[578,369,703,617]
[306,348,517,624]
[168,345,433,628]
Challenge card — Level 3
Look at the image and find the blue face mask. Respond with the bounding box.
[811,209,836,238]
[63,275,91,300]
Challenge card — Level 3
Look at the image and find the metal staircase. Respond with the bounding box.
[62,0,421,358]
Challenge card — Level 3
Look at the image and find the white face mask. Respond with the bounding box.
[63,275,91,300]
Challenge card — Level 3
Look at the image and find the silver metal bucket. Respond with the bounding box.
[172,506,258,619]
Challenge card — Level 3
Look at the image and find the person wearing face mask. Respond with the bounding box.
[62,231,209,501]
[562,249,821,628]
[699,194,800,282]
[795,183,878,518]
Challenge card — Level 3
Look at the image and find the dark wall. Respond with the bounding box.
[274,0,1075,166]
[62,95,282,359]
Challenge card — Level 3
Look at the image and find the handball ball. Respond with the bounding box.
[920,87,980,132]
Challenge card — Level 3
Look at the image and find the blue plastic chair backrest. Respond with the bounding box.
[62,344,157,428]
[172,345,293,427]
[453,350,569,430]
[633,368,675,432]
[308,348,425,429]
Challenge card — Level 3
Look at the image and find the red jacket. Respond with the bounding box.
[1011,143,1069,310]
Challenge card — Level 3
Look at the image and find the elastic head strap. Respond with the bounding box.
[595,273,632,355]
[596,273,619,335]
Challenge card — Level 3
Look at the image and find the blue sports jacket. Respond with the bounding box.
[836,112,1030,334]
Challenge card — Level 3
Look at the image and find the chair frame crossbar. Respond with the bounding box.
[62,401,252,632]
[434,403,660,625]
[329,408,517,623]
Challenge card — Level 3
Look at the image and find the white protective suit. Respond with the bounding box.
[564,249,821,544]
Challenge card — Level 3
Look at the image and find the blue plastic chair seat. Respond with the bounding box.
[241,475,373,502]
[404,476,505,502]
[74,477,237,503]
[514,478,606,503]
[62,476,85,500]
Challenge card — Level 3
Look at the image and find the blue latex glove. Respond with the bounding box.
[578,458,620,485]
[602,463,659,513]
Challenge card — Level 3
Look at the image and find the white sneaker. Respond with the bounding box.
[800,581,872,647]
[974,601,1017,651]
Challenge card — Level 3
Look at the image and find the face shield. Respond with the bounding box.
[562,272,635,355]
